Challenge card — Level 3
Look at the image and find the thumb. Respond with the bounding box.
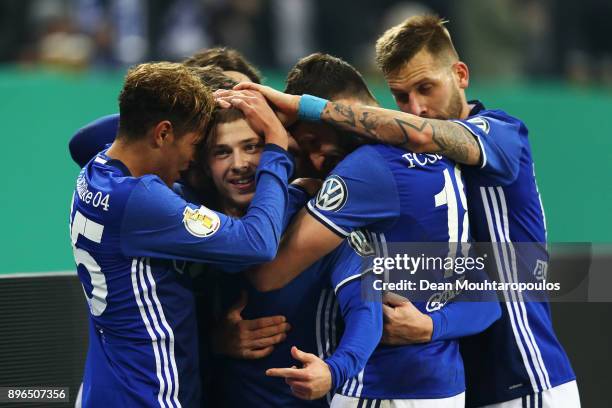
[227,290,248,321]
[291,346,316,365]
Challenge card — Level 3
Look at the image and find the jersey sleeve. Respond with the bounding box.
[452,111,525,186]
[306,146,400,237]
[284,184,310,230]
[120,145,293,266]
[325,245,382,390]
[429,266,501,341]
[69,114,119,167]
[430,300,501,341]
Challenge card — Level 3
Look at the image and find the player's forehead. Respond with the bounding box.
[386,49,446,92]
[214,119,259,146]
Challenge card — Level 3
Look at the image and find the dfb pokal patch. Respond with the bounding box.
[183,206,220,238]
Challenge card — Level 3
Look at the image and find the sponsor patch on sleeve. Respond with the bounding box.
[183,206,220,238]
[466,117,490,134]
[315,175,348,212]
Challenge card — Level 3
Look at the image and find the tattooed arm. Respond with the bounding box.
[321,102,481,165]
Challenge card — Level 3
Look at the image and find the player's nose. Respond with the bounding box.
[230,151,249,171]
[408,96,427,117]
[309,152,326,172]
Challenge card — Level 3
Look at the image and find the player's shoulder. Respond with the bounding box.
[471,108,527,134]
[334,144,388,172]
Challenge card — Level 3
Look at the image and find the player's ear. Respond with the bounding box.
[152,121,174,147]
[454,61,469,89]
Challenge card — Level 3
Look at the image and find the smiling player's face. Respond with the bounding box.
[207,119,264,211]
[385,49,468,120]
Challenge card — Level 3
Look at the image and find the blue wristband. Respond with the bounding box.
[298,94,329,122]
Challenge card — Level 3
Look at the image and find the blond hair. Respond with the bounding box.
[375,15,458,75]
[118,62,214,140]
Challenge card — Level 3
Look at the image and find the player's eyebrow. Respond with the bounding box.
[239,137,262,145]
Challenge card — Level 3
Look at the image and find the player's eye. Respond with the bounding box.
[245,143,263,153]
[419,83,433,94]
[394,92,409,104]
[212,148,231,159]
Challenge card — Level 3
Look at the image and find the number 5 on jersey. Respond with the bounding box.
[70,210,108,316]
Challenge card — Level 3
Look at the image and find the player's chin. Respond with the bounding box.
[231,192,254,208]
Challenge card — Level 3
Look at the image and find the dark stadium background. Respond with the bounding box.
[0,1,611,406]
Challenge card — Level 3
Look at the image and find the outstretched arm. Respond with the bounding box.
[247,208,343,291]
[321,101,481,165]
[217,84,481,165]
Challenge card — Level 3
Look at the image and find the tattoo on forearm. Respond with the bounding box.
[322,102,479,164]
[395,118,431,147]
[329,102,356,128]
[429,121,479,164]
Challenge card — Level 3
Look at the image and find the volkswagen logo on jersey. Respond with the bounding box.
[348,230,375,257]
[467,117,490,134]
[183,205,220,238]
[315,175,348,212]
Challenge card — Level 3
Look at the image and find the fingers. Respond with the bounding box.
[241,346,274,360]
[383,292,409,307]
[242,315,287,330]
[290,346,317,364]
[246,331,288,349]
[234,82,265,92]
[265,367,304,379]
[248,321,291,339]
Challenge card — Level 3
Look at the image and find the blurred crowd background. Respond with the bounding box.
[2,0,612,85]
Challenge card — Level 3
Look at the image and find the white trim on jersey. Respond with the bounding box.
[138,258,176,407]
[451,120,488,169]
[131,258,167,407]
[481,187,552,393]
[94,156,107,164]
[496,189,552,390]
[307,201,350,237]
[316,288,340,404]
[334,273,363,294]
[131,258,182,408]
[144,258,182,407]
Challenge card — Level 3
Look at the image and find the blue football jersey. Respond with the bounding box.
[70,145,293,408]
[455,102,575,406]
[307,144,485,399]
[218,241,381,408]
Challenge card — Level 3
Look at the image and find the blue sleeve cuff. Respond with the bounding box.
[430,311,446,342]
[325,358,341,391]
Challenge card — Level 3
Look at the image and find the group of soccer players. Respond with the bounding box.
[69,14,580,408]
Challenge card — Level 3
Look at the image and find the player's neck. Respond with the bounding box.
[106,138,156,178]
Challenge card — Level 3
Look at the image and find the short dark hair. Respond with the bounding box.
[183,47,262,83]
[284,53,376,104]
[375,15,458,75]
[118,62,214,141]
[190,65,238,91]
